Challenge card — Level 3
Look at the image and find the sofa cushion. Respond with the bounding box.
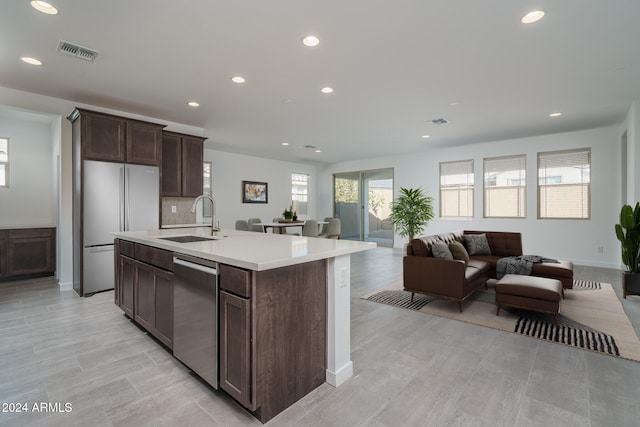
[464,233,492,256]
[449,241,470,264]
[432,241,453,260]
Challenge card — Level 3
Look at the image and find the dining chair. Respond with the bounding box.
[272,217,286,234]
[247,218,261,225]
[235,219,249,230]
[324,218,341,239]
[319,217,333,236]
[301,219,319,237]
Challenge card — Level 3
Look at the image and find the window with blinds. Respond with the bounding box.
[291,172,309,218]
[538,148,591,219]
[440,159,474,218]
[484,154,526,218]
[0,137,8,187]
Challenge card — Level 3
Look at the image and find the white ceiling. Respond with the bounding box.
[1,1,639,164]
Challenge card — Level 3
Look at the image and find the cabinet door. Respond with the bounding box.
[181,137,204,197]
[84,113,126,162]
[219,290,251,408]
[154,268,173,349]
[161,133,182,197]
[126,121,163,166]
[119,255,135,318]
[6,228,55,277]
[134,261,155,331]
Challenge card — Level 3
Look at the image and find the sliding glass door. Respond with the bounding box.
[333,168,393,246]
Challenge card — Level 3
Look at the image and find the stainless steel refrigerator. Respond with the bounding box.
[82,160,159,295]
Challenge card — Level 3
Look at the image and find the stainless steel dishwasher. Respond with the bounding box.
[173,254,218,388]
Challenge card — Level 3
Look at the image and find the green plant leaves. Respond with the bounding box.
[616,202,640,273]
[389,187,435,241]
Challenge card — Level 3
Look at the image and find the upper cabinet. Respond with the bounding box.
[162,131,206,197]
[68,108,164,166]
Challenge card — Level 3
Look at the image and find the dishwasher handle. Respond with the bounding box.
[174,257,218,275]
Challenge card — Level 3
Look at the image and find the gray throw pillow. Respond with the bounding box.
[449,241,470,264]
[464,234,491,256]
[431,241,453,260]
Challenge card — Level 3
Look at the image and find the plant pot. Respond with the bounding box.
[623,273,640,299]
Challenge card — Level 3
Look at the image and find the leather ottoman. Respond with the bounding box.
[495,274,563,325]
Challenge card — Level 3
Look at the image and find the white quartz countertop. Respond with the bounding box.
[113,227,376,271]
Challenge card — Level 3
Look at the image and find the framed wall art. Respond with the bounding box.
[242,180,268,203]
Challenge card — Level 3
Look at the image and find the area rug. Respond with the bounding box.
[362,280,640,362]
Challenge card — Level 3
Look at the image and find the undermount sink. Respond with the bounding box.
[159,235,219,243]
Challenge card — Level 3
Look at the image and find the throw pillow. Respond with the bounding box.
[464,233,492,256]
[449,241,470,264]
[431,241,453,260]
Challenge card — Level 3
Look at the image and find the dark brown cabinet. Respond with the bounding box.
[219,264,253,409]
[218,261,327,423]
[134,261,173,348]
[161,131,206,197]
[114,240,173,349]
[0,228,56,282]
[69,108,164,166]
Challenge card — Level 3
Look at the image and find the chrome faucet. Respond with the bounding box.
[191,195,219,235]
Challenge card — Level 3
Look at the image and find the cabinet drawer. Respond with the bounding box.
[219,264,251,298]
[134,243,173,271]
[119,239,135,257]
[8,228,54,239]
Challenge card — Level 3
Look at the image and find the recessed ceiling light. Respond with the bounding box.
[187,101,199,107]
[449,101,460,107]
[302,36,320,47]
[421,135,431,139]
[315,149,322,153]
[321,87,333,94]
[20,56,43,66]
[31,1,58,15]
[521,10,545,24]
[281,141,289,146]
[231,76,245,84]
[549,112,562,117]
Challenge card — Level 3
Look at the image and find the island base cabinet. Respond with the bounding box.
[219,261,327,423]
[134,261,173,349]
[118,255,135,318]
[219,290,251,408]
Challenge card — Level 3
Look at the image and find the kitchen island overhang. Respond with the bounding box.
[112,227,375,423]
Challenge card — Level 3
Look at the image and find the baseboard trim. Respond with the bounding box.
[326,361,353,387]
[58,281,73,291]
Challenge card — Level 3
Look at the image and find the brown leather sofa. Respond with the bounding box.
[403,230,574,312]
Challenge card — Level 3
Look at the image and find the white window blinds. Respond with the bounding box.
[538,148,590,219]
[484,154,526,218]
[440,159,474,218]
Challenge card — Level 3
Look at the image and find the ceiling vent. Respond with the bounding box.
[57,40,100,63]
[429,118,449,125]
[301,144,317,149]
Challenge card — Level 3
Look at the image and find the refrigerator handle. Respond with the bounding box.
[126,167,131,231]
[119,166,125,232]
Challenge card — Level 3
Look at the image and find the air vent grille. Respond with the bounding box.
[57,40,99,63]
[429,118,449,125]
[301,145,317,149]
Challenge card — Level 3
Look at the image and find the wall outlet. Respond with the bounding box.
[597,246,604,254]
[171,206,177,213]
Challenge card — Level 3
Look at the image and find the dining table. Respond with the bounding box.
[257,220,328,234]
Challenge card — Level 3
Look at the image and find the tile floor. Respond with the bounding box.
[1,248,640,426]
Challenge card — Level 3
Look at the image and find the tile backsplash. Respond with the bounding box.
[162,197,196,225]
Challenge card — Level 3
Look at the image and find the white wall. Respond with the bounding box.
[319,125,623,269]
[622,100,640,203]
[205,149,317,228]
[0,112,56,226]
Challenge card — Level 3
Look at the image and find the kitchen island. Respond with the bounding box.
[112,227,375,423]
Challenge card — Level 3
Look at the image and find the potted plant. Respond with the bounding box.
[389,187,435,242]
[282,205,294,222]
[615,202,640,298]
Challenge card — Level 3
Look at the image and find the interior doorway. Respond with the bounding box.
[333,168,394,247]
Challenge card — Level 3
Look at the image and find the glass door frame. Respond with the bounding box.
[333,168,394,247]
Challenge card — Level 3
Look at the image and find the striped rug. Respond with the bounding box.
[363,279,640,362]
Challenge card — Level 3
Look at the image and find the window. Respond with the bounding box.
[440,159,473,218]
[0,137,8,188]
[203,162,212,217]
[538,148,591,219]
[291,173,309,218]
[484,155,526,218]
